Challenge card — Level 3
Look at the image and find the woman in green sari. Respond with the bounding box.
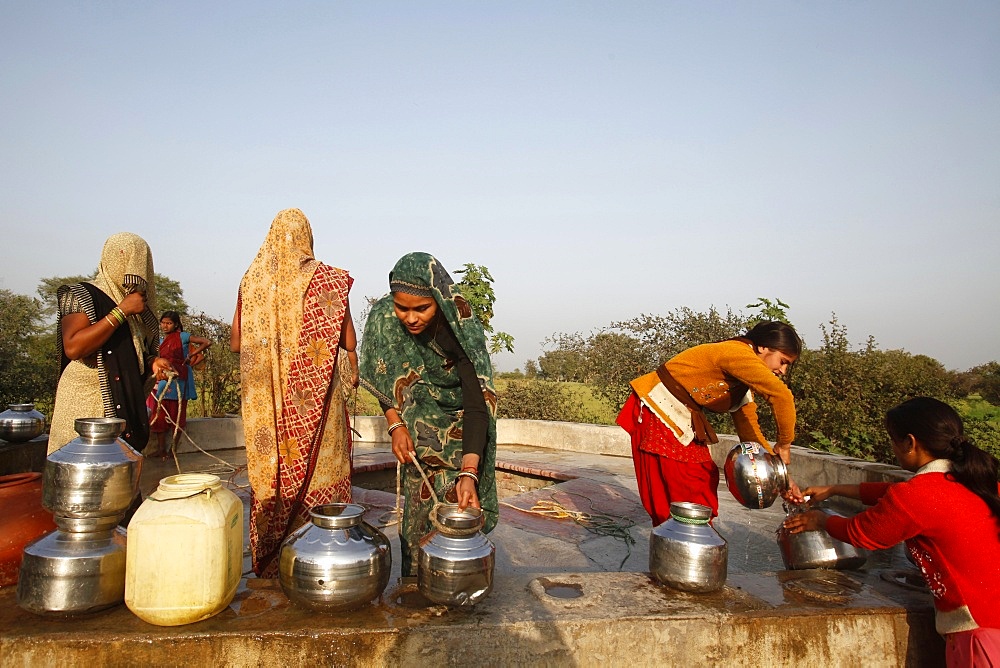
[360,252,498,576]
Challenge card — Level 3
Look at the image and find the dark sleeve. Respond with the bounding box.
[435,323,489,459]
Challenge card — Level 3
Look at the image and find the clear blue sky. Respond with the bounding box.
[1,1,997,371]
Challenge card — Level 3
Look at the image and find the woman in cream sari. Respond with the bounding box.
[231,209,357,577]
[50,232,172,454]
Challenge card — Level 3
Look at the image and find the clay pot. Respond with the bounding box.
[0,473,57,587]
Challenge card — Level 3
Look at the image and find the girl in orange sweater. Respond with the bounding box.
[617,321,801,524]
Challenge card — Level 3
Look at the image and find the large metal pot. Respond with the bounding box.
[776,507,868,570]
[418,504,495,607]
[723,441,788,509]
[278,503,391,612]
[649,501,728,593]
[43,418,142,531]
[0,403,46,443]
[16,526,127,616]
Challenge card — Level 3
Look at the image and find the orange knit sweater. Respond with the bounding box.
[664,339,795,446]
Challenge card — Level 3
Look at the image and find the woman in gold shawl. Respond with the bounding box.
[50,232,173,454]
[231,209,358,577]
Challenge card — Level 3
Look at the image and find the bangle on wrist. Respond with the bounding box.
[110,307,126,325]
[387,421,406,434]
[105,315,118,328]
[456,471,479,486]
[461,465,479,474]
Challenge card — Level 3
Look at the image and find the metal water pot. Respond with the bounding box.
[776,507,868,570]
[17,526,127,616]
[43,418,142,531]
[649,502,728,593]
[418,504,495,606]
[0,403,46,443]
[723,441,789,509]
[278,503,391,612]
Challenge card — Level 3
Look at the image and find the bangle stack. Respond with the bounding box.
[105,307,126,328]
[457,470,479,486]
[387,421,406,435]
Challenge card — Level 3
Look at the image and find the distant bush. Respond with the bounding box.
[497,379,606,424]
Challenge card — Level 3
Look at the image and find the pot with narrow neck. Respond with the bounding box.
[43,418,142,531]
[650,501,728,593]
[278,503,391,612]
[724,441,788,510]
[777,505,868,570]
[0,403,46,443]
[418,504,495,607]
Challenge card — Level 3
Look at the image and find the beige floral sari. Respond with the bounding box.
[237,209,353,577]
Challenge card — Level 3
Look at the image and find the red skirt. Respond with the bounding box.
[617,392,719,525]
[149,398,187,433]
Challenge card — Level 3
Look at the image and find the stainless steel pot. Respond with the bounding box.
[0,403,46,443]
[16,526,127,616]
[724,441,789,509]
[278,503,391,612]
[776,507,868,570]
[649,501,728,593]
[43,418,142,530]
[418,504,495,607]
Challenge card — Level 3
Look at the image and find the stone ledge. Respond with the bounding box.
[0,571,940,667]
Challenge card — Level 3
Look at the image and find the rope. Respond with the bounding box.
[501,490,637,570]
[150,373,236,478]
[407,456,481,537]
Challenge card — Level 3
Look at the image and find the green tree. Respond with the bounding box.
[454,263,515,354]
[792,316,958,463]
[538,333,589,382]
[746,297,791,325]
[184,312,241,417]
[0,290,59,410]
[956,362,1000,404]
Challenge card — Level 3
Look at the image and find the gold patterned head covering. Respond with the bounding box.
[238,208,320,413]
[90,232,158,371]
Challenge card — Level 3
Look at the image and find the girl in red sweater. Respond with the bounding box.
[784,397,1000,666]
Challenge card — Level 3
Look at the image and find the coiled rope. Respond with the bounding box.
[501,491,637,570]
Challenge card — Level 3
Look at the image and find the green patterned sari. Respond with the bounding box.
[359,253,497,575]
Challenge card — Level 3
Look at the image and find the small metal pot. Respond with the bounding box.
[650,502,728,593]
[418,504,495,606]
[0,403,46,443]
[776,507,868,570]
[16,527,127,616]
[42,418,142,528]
[724,441,789,509]
[278,503,391,612]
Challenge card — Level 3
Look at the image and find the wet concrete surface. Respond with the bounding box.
[0,442,943,666]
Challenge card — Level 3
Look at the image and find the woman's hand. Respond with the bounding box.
[782,476,806,504]
[783,509,827,534]
[455,476,480,511]
[800,486,834,503]
[390,426,416,464]
[151,357,175,381]
[118,291,147,317]
[773,442,792,465]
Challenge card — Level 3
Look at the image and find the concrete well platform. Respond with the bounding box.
[0,420,943,667]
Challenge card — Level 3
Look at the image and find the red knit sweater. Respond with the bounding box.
[825,461,1000,634]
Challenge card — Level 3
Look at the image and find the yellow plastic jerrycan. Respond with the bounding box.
[125,473,243,625]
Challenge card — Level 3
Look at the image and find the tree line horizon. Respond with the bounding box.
[1,270,997,468]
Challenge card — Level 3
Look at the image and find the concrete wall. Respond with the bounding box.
[181,416,913,503]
